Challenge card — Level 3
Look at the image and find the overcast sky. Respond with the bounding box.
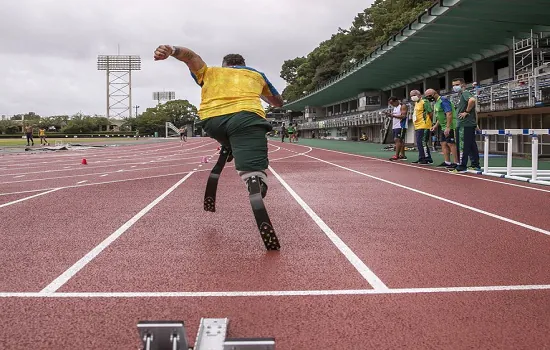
[0,0,373,118]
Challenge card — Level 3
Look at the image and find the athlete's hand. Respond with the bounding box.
[154,45,174,61]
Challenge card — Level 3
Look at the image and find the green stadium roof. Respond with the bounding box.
[283,0,550,111]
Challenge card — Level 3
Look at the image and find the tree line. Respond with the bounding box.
[279,0,435,102]
[0,99,198,135]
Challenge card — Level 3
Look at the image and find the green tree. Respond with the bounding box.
[281,0,435,103]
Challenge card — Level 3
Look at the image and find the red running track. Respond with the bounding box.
[0,138,549,349]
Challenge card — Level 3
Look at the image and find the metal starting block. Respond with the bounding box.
[138,318,275,350]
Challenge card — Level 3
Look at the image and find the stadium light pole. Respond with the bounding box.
[97,55,141,119]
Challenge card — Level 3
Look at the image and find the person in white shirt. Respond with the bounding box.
[386,96,409,161]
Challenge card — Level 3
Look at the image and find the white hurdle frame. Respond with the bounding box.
[480,129,550,185]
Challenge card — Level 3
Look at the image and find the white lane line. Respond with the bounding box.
[4,284,550,298]
[39,171,196,294]
[0,188,62,209]
[286,142,550,194]
[0,145,292,197]
[268,165,388,291]
[303,154,550,237]
[76,180,87,184]
[13,175,25,178]
[100,174,108,177]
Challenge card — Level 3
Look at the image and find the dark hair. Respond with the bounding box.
[452,78,465,84]
[388,96,399,102]
[223,54,245,66]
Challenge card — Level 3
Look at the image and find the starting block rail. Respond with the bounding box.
[479,129,550,185]
[138,318,275,350]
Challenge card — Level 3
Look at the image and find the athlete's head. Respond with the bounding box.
[222,54,246,67]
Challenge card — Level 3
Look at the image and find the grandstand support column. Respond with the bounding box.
[423,78,439,92]
[380,90,390,107]
[473,61,494,83]
[445,70,464,90]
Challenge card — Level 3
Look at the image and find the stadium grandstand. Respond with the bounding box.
[282,0,550,157]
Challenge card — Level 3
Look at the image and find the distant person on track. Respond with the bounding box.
[24,125,34,146]
[39,127,49,146]
[153,45,283,196]
[450,78,481,173]
[410,90,433,165]
[281,123,287,143]
[387,96,408,161]
[287,123,296,142]
[179,126,187,142]
[425,88,459,168]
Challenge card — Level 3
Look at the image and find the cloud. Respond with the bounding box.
[0,0,373,117]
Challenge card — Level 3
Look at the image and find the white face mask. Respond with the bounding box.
[452,85,462,93]
[411,96,420,102]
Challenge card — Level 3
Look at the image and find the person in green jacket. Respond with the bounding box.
[425,88,459,168]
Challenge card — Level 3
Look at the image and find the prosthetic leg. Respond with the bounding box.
[203,146,233,212]
[203,146,280,250]
[246,174,280,251]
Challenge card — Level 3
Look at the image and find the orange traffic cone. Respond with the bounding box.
[81,158,87,165]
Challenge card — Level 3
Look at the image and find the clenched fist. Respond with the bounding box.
[154,45,175,61]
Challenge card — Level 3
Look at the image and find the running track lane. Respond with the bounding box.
[0,175,193,292]
[285,144,550,231]
[0,290,549,349]
[56,168,371,292]
[267,154,550,288]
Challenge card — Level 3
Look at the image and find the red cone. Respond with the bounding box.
[81,158,87,165]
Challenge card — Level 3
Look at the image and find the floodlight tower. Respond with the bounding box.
[153,91,176,105]
[97,54,141,119]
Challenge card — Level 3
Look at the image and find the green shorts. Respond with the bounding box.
[200,111,273,172]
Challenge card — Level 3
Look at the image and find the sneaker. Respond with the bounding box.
[468,166,481,172]
[449,165,467,173]
[389,155,399,161]
[437,162,448,167]
[398,155,407,160]
[446,163,458,169]
[418,160,431,165]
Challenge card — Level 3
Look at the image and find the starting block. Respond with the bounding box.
[138,318,275,350]
[478,129,550,186]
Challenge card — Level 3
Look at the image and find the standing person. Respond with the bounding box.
[179,126,187,141]
[425,88,459,168]
[450,78,480,172]
[153,44,283,250]
[387,96,408,161]
[281,123,287,143]
[24,124,34,146]
[410,90,433,165]
[39,127,49,146]
[287,123,295,142]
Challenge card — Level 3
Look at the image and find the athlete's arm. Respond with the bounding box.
[261,94,284,107]
[154,45,205,72]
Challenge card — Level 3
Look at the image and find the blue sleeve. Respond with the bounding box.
[441,99,452,113]
[260,72,279,96]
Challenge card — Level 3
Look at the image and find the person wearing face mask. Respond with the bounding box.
[449,78,480,172]
[410,90,433,165]
[425,88,459,169]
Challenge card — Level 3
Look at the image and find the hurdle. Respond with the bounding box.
[479,129,550,186]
